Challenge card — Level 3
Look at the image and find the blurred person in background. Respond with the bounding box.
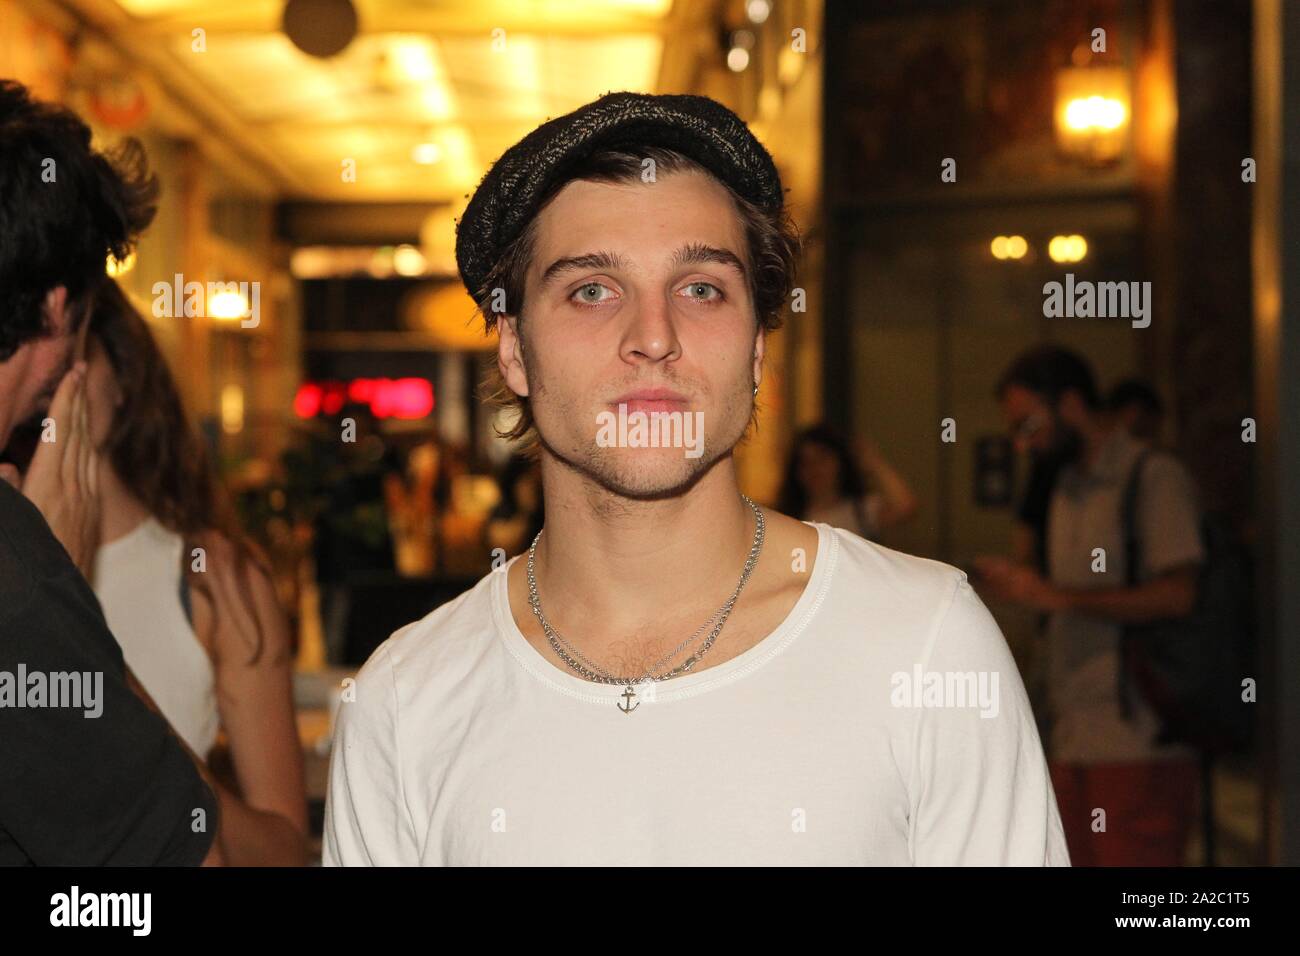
[383,427,440,576]
[82,279,308,865]
[777,424,918,541]
[312,405,399,662]
[1108,378,1166,446]
[483,452,544,558]
[977,345,1204,866]
[0,77,219,865]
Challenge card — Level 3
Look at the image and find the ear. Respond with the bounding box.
[42,286,70,335]
[751,324,766,391]
[497,315,529,398]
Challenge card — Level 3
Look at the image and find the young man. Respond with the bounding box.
[325,92,1069,866]
[979,346,1204,865]
[0,79,219,865]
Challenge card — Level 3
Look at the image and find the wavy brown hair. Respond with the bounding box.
[90,279,270,662]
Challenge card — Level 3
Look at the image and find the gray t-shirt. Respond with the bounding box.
[1045,427,1205,764]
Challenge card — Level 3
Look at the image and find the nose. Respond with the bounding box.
[619,292,681,364]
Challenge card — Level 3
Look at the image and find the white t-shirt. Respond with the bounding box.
[323,522,1070,866]
[92,517,220,760]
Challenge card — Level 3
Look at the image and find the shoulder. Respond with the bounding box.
[818,525,1006,665]
[824,524,968,607]
[0,481,68,592]
[187,528,287,665]
[352,568,500,699]
[1136,445,1195,485]
[1129,445,1201,510]
[0,481,96,631]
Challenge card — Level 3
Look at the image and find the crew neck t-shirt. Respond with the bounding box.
[324,521,1070,866]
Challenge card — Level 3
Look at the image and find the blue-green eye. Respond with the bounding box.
[681,281,722,302]
[571,282,616,305]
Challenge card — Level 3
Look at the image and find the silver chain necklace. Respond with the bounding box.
[526,495,765,713]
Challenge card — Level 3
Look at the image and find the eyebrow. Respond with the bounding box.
[540,251,630,286]
[539,243,748,287]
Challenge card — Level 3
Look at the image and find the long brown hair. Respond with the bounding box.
[90,279,270,662]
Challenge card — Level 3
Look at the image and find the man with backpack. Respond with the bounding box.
[977,346,1216,866]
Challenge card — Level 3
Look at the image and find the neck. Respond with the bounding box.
[530,456,755,635]
[97,459,153,546]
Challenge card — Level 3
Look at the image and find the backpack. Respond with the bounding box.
[1118,449,1256,753]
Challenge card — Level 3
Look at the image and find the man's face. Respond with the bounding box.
[499,168,762,499]
[1000,383,1071,460]
[0,287,76,445]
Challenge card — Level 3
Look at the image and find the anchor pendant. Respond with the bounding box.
[618,685,639,714]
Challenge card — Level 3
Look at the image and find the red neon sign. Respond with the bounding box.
[293,378,434,420]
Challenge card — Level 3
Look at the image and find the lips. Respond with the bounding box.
[610,388,689,414]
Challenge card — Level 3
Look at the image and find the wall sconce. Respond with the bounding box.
[1054,66,1130,165]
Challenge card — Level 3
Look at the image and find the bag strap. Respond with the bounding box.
[1118,448,1153,719]
[1121,449,1152,587]
[178,539,196,628]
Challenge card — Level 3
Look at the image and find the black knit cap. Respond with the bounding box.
[454,90,784,302]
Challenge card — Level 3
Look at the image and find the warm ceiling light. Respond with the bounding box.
[411,142,441,165]
[393,244,426,276]
[209,289,250,321]
[389,38,436,84]
[1048,234,1088,263]
[746,0,772,23]
[990,236,1027,261]
[727,47,750,72]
